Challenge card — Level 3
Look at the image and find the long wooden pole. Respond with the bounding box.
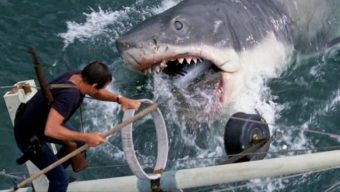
[10,103,159,192]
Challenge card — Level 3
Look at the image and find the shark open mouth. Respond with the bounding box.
[139,55,226,122]
[141,56,210,75]
[116,29,237,122]
[138,55,223,91]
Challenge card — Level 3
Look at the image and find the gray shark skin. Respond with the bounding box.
[115,0,303,114]
[116,0,292,72]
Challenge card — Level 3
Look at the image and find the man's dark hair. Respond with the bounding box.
[81,61,112,89]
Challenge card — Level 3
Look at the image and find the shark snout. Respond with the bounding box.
[116,36,138,53]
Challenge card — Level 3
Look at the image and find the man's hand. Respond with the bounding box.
[119,97,141,112]
[84,132,106,147]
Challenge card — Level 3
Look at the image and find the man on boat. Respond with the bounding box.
[13,61,140,192]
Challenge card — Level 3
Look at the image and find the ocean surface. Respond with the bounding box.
[0,0,339,191]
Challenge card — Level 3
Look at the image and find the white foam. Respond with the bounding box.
[58,7,132,48]
[229,33,292,124]
[81,82,124,159]
[149,33,298,174]
[330,89,340,108]
[76,0,184,168]
[58,0,181,48]
[280,0,339,49]
[152,0,182,14]
[222,34,315,191]
[59,1,327,190]
[301,88,340,129]
[82,84,120,130]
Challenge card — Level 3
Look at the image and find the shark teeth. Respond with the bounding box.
[185,57,192,64]
[155,65,161,72]
[160,60,167,68]
[143,56,204,75]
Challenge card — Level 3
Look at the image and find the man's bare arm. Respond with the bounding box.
[44,108,105,147]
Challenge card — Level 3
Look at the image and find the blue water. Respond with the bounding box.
[0,0,339,191]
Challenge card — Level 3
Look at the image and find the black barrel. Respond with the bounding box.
[224,112,270,162]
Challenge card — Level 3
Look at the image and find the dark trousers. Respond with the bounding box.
[27,142,69,192]
[14,104,82,191]
[15,136,84,192]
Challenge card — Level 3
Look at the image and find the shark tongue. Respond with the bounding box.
[153,59,223,123]
[173,60,212,88]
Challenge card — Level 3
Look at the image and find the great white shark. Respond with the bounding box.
[115,0,338,119]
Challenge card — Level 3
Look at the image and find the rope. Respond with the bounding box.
[1,81,338,140]
[0,86,18,90]
[80,152,340,192]
[4,146,340,192]
[196,165,340,192]
[73,144,340,174]
[2,81,339,190]
[324,180,340,192]
[0,85,40,90]
[228,116,340,140]
[0,84,99,100]
[301,129,340,140]
[0,169,25,181]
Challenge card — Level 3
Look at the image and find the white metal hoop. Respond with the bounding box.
[121,99,168,180]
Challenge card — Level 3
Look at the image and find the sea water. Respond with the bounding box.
[0,0,339,191]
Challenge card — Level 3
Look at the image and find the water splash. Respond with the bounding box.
[56,0,339,191]
[58,0,182,48]
[58,7,129,48]
[81,82,123,159]
[58,0,180,49]
[58,2,156,49]
[152,0,182,14]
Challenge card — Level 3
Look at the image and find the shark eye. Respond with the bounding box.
[174,21,183,30]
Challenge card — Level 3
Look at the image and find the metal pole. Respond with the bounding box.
[65,149,340,192]
[174,149,340,190]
